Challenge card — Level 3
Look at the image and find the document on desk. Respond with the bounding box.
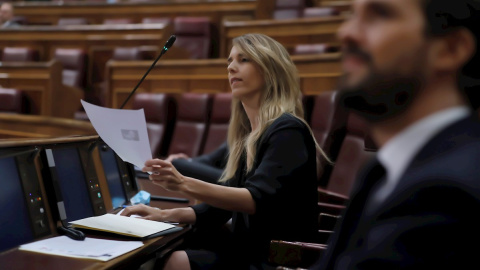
[19,236,143,261]
[69,213,178,238]
[81,100,152,170]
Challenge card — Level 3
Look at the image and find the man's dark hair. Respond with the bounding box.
[421,0,480,108]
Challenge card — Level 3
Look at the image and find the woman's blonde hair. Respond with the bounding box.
[219,33,328,182]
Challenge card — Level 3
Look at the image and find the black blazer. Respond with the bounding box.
[313,114,480,269]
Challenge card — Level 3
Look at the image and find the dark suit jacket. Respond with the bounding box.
[313,114,480,269]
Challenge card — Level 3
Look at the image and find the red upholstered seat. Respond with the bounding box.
[318,112,375,205]
[202,93,232,155]
[1,47,39,62]
[54,48,87,89]
[0,88,25,114]
[167,93,212,157]
[273,0,306,20]
[132,93,177,158]
[172,17,212,59]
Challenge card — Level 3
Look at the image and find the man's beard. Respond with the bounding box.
[339,68,423,123]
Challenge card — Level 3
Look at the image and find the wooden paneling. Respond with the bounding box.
[105,53,341,108]
[13,0,256,26]
[0,60,83,118]
[221,16,345,57]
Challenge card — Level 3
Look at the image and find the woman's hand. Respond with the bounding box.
[143,159,187,192]
[120,204,163,221]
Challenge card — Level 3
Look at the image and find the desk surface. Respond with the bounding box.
[0,224,191,270]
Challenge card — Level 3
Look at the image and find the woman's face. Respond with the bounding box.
[227,46,265,105]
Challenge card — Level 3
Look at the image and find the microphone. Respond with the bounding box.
[119,35,176,109]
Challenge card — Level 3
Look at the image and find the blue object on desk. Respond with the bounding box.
[130,190,151,205]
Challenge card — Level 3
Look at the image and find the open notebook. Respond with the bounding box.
[69,214,182,239]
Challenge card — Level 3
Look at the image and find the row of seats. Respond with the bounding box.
[133,91,375,189]
[133,92,232,159]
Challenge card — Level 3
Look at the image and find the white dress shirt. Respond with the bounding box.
[373,106,471,204]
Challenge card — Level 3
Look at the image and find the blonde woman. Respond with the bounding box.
[122,34,326,269]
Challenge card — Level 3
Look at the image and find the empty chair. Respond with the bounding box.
[103,18,134,24]
[1,47,39,62]
[57,18,89,26]
[273,0,306,20]
[54,48,87,89]
[303,7,340,18]
[318,112,375,205]
[0,88,24,113]
[202,93,232,155]
[132,93,177,158]
[167,93,212,157]
[172,17,212,59]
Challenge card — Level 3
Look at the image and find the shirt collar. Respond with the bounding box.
[378,106,471,187]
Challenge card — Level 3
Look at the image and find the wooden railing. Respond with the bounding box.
[105,53,342,108]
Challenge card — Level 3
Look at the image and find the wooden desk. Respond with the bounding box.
[0,61,83,118]
[13,0,256,27]
[105,53,341,108]
[0,23,171,86]
[221,16,345,57]
[0,135,192,269]
[0,114,96,139]
[0,225,191,270]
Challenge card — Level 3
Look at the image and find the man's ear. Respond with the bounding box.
[431,28,475,74]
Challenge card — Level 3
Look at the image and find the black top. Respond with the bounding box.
[191,113,318,263]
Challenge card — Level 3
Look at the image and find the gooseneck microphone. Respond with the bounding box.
[119,35,176,109]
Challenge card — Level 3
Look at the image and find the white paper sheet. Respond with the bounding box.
[81,100,152,169]
[19,236,143,261]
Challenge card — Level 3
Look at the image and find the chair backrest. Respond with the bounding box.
[273,0,306,20]
[168,93,212,157]
[302,7,340,18]
[326,112,374,196]
[1,47,39,62]
[54,48,87,89]
[58,18,89,26]
[173,17,212,59]
[202,93,232,155]
[0,88,23,113]
[310,91,342,150]
[132,93,177,158]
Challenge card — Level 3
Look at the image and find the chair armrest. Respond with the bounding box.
[269,240,326,268]
[318,213,340,230]
[317,202,345,216]
[317,187,349,205]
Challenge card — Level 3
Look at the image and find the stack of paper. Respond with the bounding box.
[19,236,143,261]
[69,214,180,238]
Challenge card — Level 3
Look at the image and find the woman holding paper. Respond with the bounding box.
[122,33,327,270]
